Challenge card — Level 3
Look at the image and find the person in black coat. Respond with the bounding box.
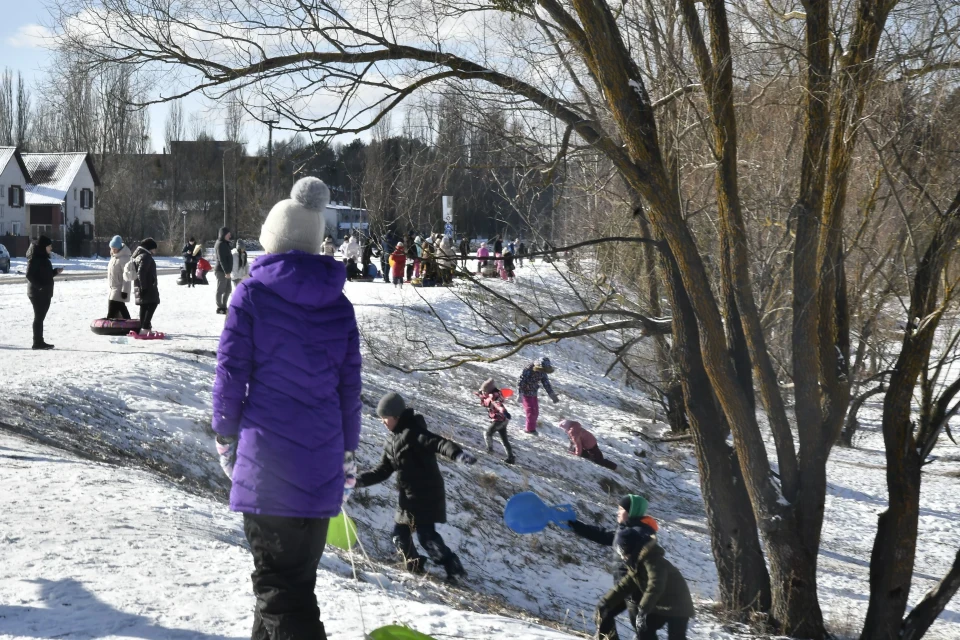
[130,238,160,332]
[25,235,63,349]
[182,237,199,287]
[357,392,477,579]
[566,495,659,638]
[214,227,233,313]
[458,237,470,269]
[405,237,418,281]
[518,241,527,267]
[362,235,378,272]
[493,235,503,256]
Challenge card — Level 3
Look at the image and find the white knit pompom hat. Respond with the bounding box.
[259,177,330,254]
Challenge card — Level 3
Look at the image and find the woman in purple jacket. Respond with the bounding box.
[212,177,361,640]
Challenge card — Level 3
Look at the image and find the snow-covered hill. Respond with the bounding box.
[0,260,958,639]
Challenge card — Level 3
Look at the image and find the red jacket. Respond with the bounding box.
[389,249,406,278]
[559,419,598,455]
[477,390,511,422]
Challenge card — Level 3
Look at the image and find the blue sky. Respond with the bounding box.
[0,2,268,153]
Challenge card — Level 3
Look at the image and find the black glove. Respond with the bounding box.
[121,292,128,300]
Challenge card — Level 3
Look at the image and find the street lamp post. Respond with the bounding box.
[182,210,187,246]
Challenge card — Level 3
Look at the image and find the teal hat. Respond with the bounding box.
[619,494,648,519]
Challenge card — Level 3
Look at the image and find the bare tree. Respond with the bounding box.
[51,0,960,637]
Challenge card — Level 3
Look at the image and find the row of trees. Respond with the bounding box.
[52,0,959,638]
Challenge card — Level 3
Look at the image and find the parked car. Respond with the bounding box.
[0,244,10,274]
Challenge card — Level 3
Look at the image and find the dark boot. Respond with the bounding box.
[443,554,466,580]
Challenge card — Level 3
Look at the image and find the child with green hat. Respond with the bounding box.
[564,495,659,639]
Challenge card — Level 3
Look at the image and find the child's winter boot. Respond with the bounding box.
[443,554,467,581]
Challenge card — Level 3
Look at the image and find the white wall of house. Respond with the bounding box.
[64,160,97,233]
[0,159,29,237]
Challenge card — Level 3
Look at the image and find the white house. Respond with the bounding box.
[0,147,30,249]
[22,152,100,254]
[327,203,369,239]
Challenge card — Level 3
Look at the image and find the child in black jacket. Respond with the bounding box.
[357,392,477,580]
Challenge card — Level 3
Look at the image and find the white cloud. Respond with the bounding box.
[7,24,54,48]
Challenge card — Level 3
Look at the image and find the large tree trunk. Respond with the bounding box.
[659,245,771,614]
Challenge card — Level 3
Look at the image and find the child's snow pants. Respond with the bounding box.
[582,445,618,470]
[484,420,514,459]
[243,513,330,640]
[392,521,460,576]
[521,394,539,433]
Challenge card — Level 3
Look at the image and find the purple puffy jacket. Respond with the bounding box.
[212,251,362,518]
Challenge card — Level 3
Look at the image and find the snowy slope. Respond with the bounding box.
[0,431,573,640]
[0,260,958,639]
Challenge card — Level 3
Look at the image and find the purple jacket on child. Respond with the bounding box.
[212,251,362,519]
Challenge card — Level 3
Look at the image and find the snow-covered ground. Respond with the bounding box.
[0,259,957,640]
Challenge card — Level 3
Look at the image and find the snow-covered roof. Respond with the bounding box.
[0,146,30,182]
[22,152,100,205]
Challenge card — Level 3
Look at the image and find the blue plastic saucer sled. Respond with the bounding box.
[503,491,575,533]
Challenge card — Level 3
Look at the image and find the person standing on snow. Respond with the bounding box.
[596,523,694,640]
[389,242,407,287]
[405,237,418,282]
[212,177,362,640]
[230,239,251,288]
[357,392,476,580]
[344,235,361,265]
[214,227,234,314]
[182,237,199,287]
[458,236,470,270]
[321,235,337,257]
[476,241,490,274]
[493,235,503,256]
[517,357,559,435]
[25,235,63,350]
[106,235,132,320]
[126,238,160,333]
[380,231,395,283]
[518,241,527,268]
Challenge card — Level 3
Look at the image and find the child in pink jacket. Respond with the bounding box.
[558,419,617,470]
[475,378,515,464]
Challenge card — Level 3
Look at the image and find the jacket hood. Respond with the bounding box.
[218,227,231,240]
[131,245,152,261]
[114,245,131,259]
[559,419,583,436]
[249,251,346,308]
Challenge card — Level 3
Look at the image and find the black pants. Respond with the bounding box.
[484,421,514,460]
[216,270,233,310]
[29,296,51,345]
[185,262,197,287]
[597,599,638,640]
[405,262,414,280]
[392,522,457,573]
[107,300,131,320]
[139,303,158,331]
[380,256,390,282]
[243,514,329,640]
[640,614,688,640]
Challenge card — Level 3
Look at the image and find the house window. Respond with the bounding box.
[83,222,93,238]
[31,224,51,239]
[12,222,21,235]
[7,185,24,208]
[0,222,5,235]
[80,188,94,209]
[74,188,78,200]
